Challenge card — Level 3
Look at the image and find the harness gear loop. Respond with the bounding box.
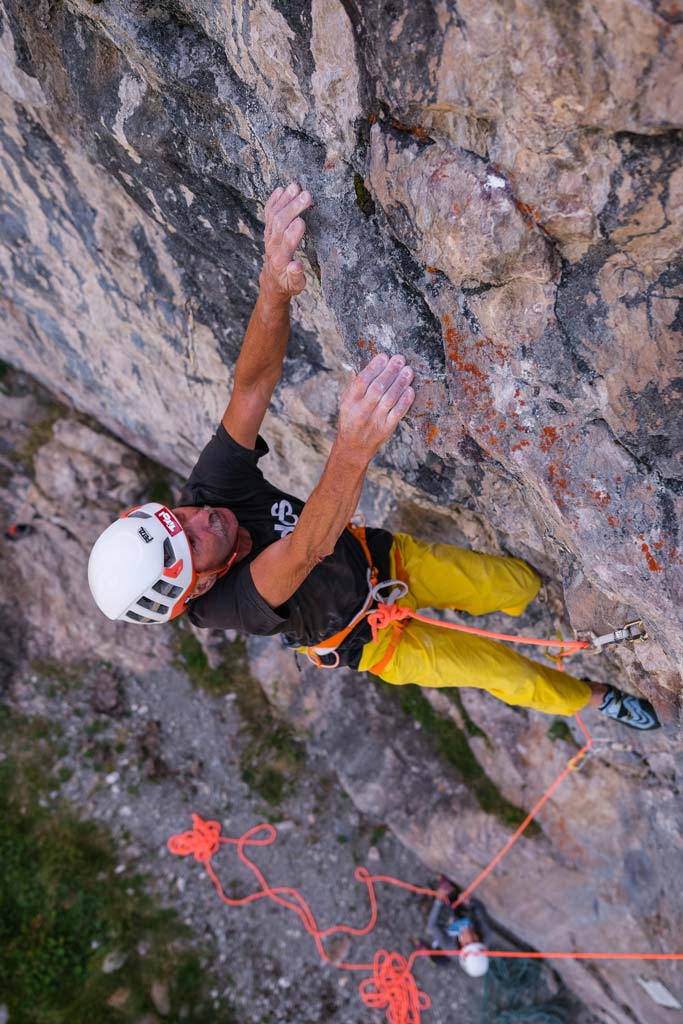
[371,578,409,607]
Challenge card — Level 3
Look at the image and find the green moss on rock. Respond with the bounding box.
[376,682,540,836]
[353,173,375,216]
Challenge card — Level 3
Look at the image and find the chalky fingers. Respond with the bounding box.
[365,355,408,407]
[379,363,414,414]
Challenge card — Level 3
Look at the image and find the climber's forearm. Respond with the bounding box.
[222,184,312,449]
[230,272,291,394]
[249,443,371,608]
[293,441,369,564]
[221,274,291,447]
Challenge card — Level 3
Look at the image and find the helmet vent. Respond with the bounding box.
[163,538,175,567]
[137,595,169,614]
[153,580,183,599]
[126,610,155,623]
[128,511,152,519]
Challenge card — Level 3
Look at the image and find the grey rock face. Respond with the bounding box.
[1,2,682,1021]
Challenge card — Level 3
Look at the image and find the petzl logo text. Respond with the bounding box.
[155,507,182,536]
[137,525,153,544]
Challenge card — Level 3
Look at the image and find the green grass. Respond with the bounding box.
[174,626,304,805]
[0,707,236,1024]
[31,658,84,694]
[547,718,577,745]
[376,682,541,836]
[445,689,490,744]
[369,825,387,847]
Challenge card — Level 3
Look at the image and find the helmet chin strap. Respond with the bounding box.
[193,534,240,586]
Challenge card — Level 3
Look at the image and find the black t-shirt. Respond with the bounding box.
[178,424,392,668]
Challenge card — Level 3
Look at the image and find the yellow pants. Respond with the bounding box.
[358,533,591,716]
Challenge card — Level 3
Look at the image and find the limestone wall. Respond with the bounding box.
[1,2,682,1020]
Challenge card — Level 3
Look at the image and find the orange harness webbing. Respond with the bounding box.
[304,523,379,669]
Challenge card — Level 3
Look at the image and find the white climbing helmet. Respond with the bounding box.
[88,502,235,625]
[459,942,489,978]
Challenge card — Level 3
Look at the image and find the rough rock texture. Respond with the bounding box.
[1,2,683,1021]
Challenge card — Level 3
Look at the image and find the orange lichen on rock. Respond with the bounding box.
[425,422,439,445]
[546,462,573,508]
[515,199,541,228]
[357,337,378,359]
[539,426,558,452]
[641,542,663,572]
[593,490,610,512]
[439,315,515,455]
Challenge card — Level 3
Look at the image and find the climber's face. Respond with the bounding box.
[173,505,239,574]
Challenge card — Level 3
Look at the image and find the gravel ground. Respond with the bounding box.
[9,656,501,1024]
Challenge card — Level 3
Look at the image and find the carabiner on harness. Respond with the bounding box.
[371,578,408,606]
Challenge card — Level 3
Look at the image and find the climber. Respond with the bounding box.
[421,878,491,978]
[88,182,660,732]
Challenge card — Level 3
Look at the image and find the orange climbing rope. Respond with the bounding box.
[367,602,589,655]
[364,599,590,674]
[168,712,682,1024]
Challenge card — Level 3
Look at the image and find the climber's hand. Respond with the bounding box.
[261,182,312,300]
[338,353,415,460]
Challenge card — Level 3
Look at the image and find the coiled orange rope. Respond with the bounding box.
[168,710,682,1024]
[360,950,430,1023]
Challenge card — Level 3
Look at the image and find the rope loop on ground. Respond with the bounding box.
[167,813,221,861]
[359,950,430,1024]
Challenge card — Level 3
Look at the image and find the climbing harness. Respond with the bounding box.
[304,524,649,670]
[303,520,385,668]
[302,521,649,671]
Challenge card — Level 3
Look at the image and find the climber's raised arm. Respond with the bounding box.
[222,182,312,449]
[250,353,414,608]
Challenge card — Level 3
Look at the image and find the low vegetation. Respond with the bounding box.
[173,626,305,806]
[0,707,236,1024]
[375,682,541,836]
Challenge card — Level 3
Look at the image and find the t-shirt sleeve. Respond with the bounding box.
[186,560,288,634]
[178,424,270,507]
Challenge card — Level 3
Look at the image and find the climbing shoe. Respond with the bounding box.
[598,685,661,730]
